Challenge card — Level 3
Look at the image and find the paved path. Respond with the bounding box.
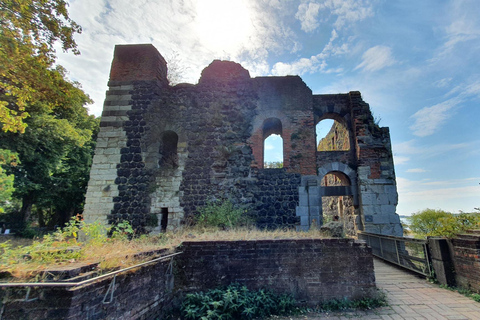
[271,258,480,320]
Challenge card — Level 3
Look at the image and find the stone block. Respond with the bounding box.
[300,215,309,226]
[299,194,308,206]
[372,214,390,224]
[387,192,398,205]
[296,206,308,217]
[389,214,400,224]
[380,205,396,215]
[377,194,389,205]
[308,194,320,206]
[309,206,321,216]
[362,205,376,215]
[361,193,375,205]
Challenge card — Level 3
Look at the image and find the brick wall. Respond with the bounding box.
[177,239,376,305]
[451,231,480,292]
[0,239,377,318]
[0,259,174,320]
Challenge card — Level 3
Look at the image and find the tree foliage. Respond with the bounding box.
[0,0,99,229]
[0,0,81,133]
[408,208,480,238]
[264,161,283,169]
[0,149,18,211]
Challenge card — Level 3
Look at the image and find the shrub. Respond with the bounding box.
[180,283,297,319]
[195,200,251,229]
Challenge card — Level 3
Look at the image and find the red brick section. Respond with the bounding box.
[350,92,391,180]
[249,111,316,175]
[287,111,316,175]
[177,238,376,306]
[109,44,167,84]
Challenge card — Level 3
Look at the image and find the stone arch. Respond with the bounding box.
[320,171,351,187]
[318,162,356,187]
[262,117,282,139]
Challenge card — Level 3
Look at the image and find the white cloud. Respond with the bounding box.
[409,98,459,137]
[295,2,321,32]
[295,0,374,32]
[406,168,427,173]
[270,29,346,76]
[394,139,470,158]
[393,155,409,165]
[433,78,452,88]
[429,1,480,63]
[264,144,275,150]
[354,45,396,72]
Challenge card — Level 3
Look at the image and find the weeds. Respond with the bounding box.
[439,284,480,303]
[317,291,388,312]
[0,217,159,280]
[195,199,251,229]
[180,283,297,319]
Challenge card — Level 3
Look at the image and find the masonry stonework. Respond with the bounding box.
[84,44,402,236]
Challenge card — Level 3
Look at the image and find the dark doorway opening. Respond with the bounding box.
[161,207,169,232]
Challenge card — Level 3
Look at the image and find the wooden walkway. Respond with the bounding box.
[272,258,480,320]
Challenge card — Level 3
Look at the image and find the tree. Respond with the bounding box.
[0,85,97,225]
[264,161,283,169]
[408,208,480,238]
[0,0,81,133]
[0,0,98,228]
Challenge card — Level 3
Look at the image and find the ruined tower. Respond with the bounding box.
[83,44,403,236]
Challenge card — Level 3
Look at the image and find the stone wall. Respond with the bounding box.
[177,239,376,305]
[84,44,402,236]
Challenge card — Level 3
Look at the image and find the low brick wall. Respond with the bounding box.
[177,238,376,305]
[0,259,175,320]
[451,231,480,293]
[0,239,377,318]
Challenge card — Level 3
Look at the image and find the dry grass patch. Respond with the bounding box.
[0,225,332,282]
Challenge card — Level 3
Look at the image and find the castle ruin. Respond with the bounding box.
[83,44,403,236]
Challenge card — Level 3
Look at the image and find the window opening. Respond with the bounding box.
[264,134,283,168]
[316,119,349,151]
[262,118,283,168]
[159,131,178,168]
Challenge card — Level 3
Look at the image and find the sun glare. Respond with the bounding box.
[195,0,253,55]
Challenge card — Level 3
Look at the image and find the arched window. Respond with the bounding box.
[316,119,350,151]
[159,131,178,168]
[262,118,283,168]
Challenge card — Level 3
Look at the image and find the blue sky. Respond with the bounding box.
[57,0,480,215]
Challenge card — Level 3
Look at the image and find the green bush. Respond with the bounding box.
[195,200,250,229]
[180,283,297,319]
[408,209,480,238]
